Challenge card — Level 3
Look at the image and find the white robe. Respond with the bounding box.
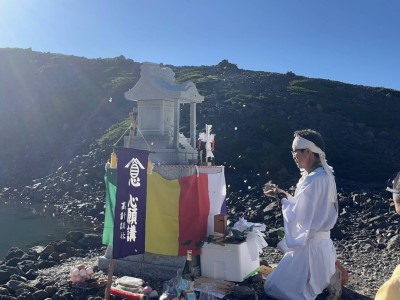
[264,167,338,300]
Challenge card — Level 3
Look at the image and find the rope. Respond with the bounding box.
[113,126,131,147]
[112,124,151,151]
[137,127,152,151]
[154,164,224,169]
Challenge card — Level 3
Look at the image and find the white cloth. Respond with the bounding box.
[264,167,338,300]
[231,218,268,260]
[206,171,227,235]
[292,136,337,203]
[246,231,268,260]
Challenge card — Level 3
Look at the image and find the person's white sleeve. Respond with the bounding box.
[281,176,324,248]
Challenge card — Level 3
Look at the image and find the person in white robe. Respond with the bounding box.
[264,129,338,300]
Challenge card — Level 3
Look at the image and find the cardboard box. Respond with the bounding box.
[200,241,260,282]
[214,214,227,234]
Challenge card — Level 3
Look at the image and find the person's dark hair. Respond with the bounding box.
[294,129,325,158]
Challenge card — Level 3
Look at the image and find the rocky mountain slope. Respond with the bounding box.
[2,48,400,298]
[1,48,400,193]
[0,48,137,186]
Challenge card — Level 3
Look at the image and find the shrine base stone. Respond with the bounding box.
[98,246,200,280]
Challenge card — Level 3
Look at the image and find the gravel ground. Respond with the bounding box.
[2,151,399,299]
[30,238,398,300]
[257,240,400,300]
[8,190,399,300]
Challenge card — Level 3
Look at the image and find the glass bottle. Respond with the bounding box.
[180,249,194,294]
[182,250,194,281]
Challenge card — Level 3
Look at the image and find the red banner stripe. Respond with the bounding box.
[178,173,210,256]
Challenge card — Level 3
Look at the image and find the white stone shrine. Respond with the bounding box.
[98,63,225,280]
[123,62,204,164]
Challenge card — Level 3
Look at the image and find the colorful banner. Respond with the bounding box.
[102,168,117,245]
[113,148,149,259]
[102,163,226,257]
[146,172,210,256]
[146,170,226,256]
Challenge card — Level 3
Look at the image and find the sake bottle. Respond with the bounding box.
[181,250,194,290]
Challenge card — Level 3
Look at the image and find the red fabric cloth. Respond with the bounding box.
[178,174,210,256]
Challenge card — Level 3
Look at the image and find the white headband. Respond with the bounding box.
[292,136,337,203]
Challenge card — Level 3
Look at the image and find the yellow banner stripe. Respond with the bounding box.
[145,172,180,255]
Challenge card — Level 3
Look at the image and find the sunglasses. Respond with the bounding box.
[386,172,400,194]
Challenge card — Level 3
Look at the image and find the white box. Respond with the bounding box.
[200,241,260,282]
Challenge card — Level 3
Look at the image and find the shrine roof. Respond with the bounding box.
[125,62,204,103]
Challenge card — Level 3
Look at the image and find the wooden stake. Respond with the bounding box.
[104,258,115,300]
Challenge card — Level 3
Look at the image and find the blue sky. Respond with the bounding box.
[0,0,399,90]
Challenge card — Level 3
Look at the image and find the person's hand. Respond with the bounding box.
[263,181,278,197]
[263,181,286,198]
